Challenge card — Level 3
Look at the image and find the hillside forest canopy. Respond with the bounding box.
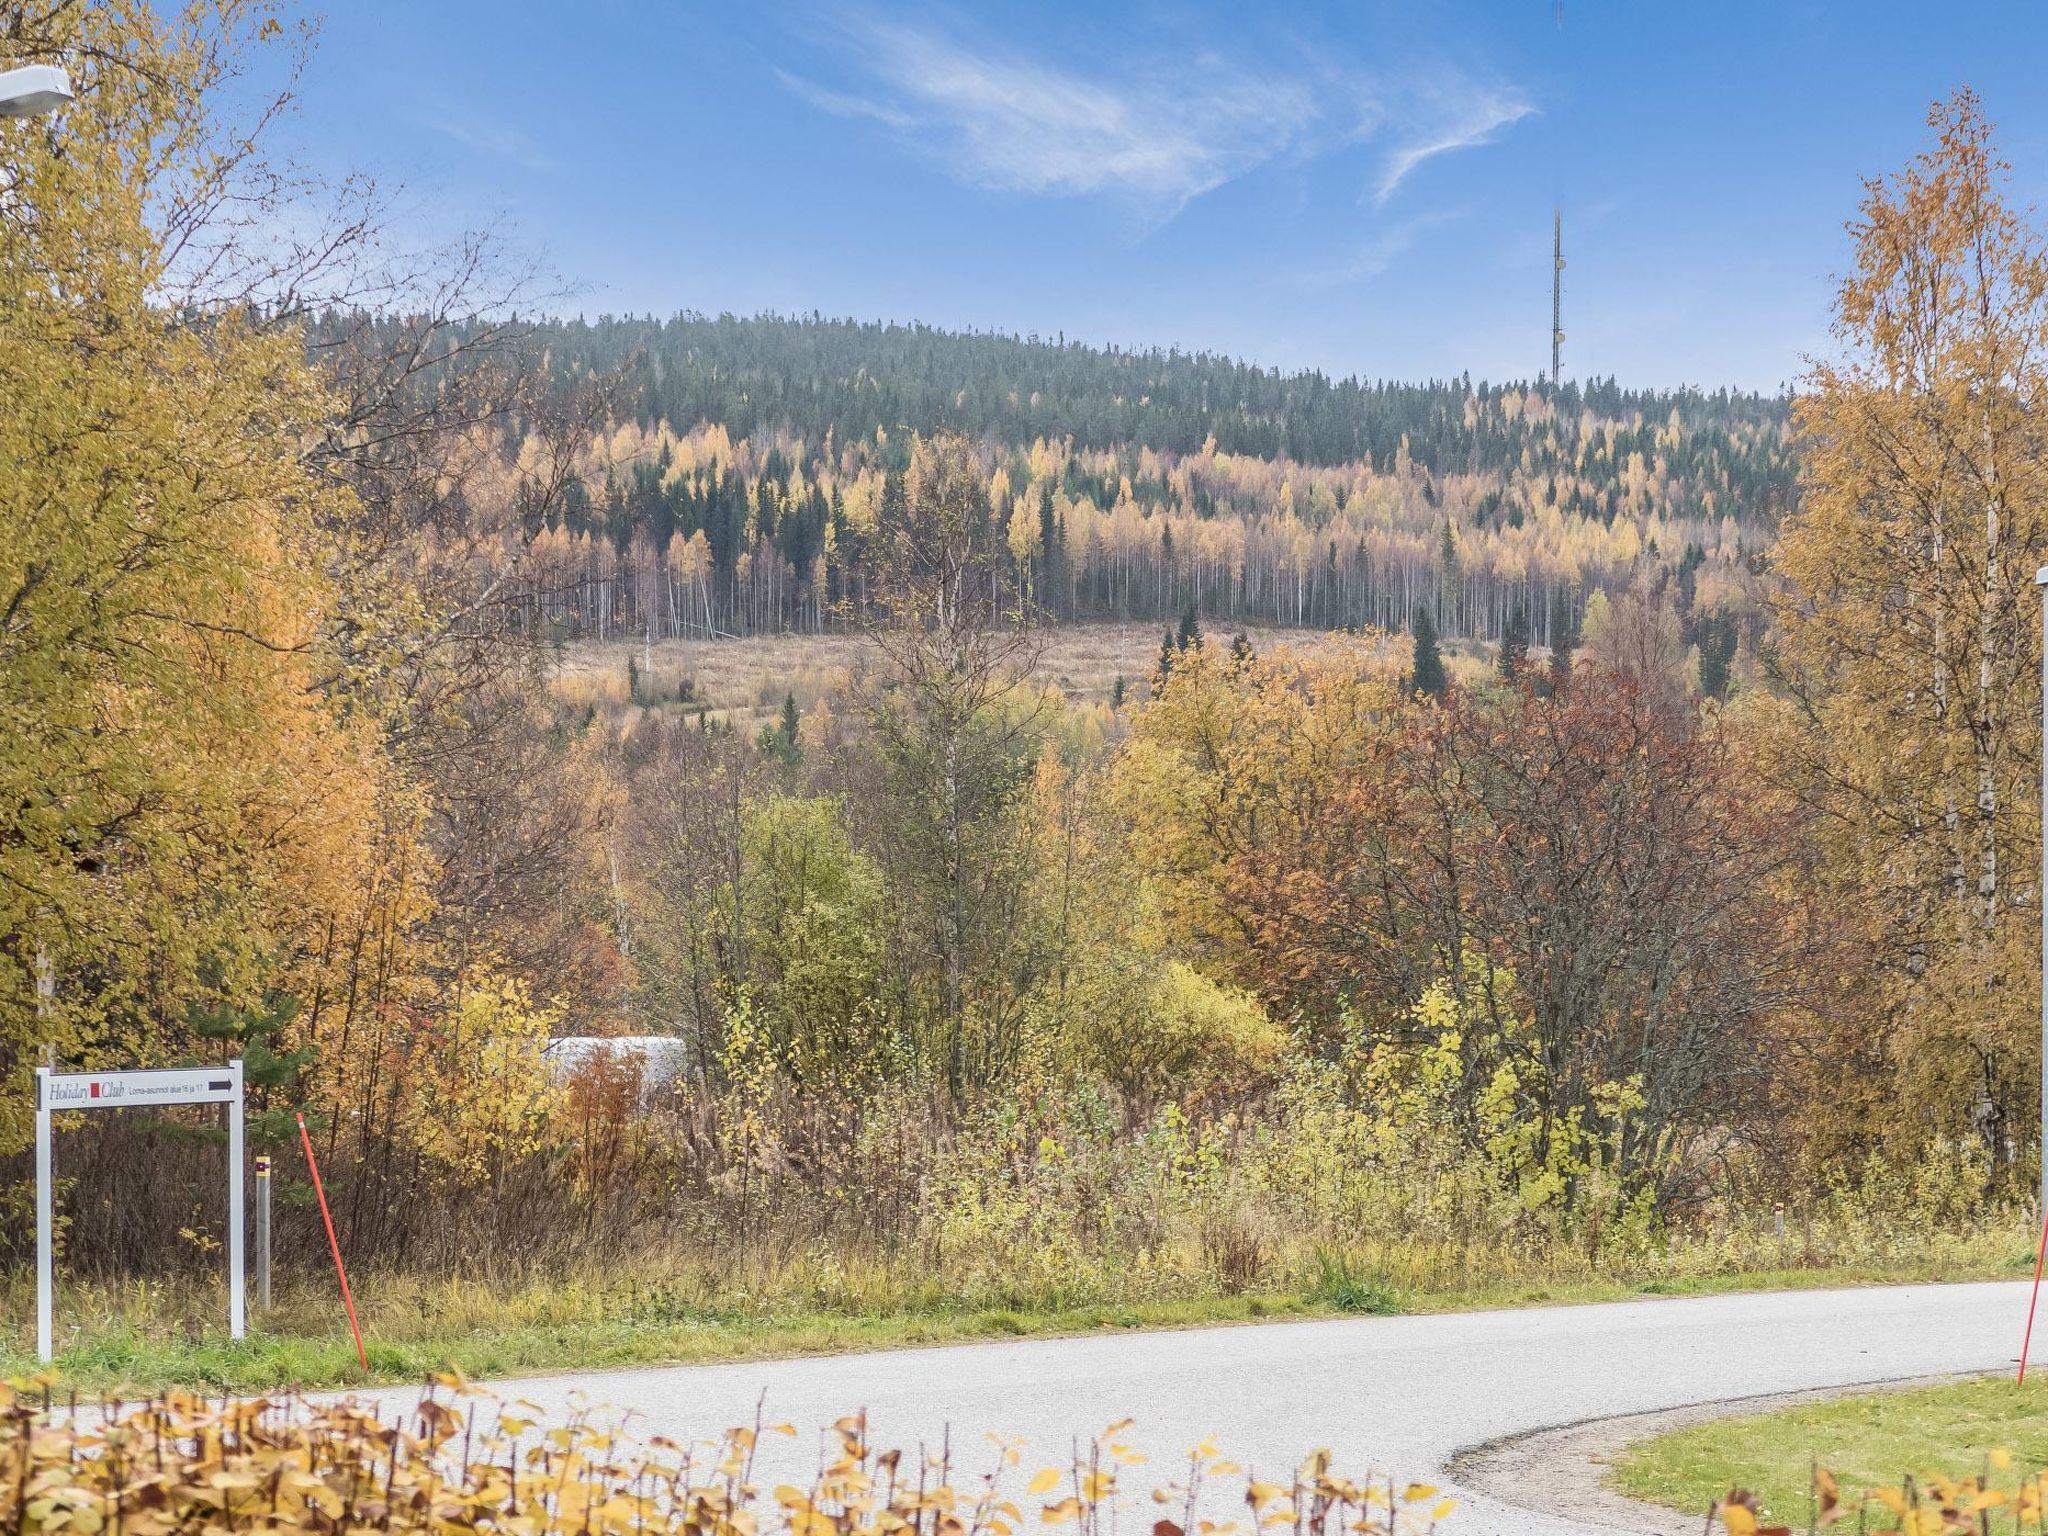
[0,2,2041,1315]
[389,312,1793,665]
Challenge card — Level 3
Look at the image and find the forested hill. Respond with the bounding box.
[529,312,1794,492]
[327,311,1798,651]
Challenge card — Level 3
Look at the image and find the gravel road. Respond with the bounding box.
[359,1281,2033,1536]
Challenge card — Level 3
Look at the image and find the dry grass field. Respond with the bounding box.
[551,621,1451,731]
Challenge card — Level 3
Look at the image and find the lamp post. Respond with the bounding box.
[4,56,70,1363]
[0,64,72,117]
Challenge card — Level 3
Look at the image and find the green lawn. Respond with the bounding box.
[1611,1374,2048,1523]
[0,1253,2030,1398]
[9,1292,1328,1397]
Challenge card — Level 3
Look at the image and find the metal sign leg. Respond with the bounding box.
[34,1067,50,1364]
[228,1058,244,1341]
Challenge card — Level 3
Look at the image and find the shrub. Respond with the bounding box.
[0,1374,1459,1536]
[1081,962,1285,1118]
[1308,1250,1401,1316]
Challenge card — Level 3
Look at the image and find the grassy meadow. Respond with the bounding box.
[1614,1374,2048,1525]
[7,1225,2033,1397]
[548,623,1436,733]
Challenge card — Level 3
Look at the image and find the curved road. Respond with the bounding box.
[368,1282,2031,1536]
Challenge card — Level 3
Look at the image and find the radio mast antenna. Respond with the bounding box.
[1551,208,1565,388]
[1550,0,1567,387]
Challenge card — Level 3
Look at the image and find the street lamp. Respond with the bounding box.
[0,64,72,118]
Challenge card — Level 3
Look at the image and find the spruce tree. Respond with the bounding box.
[1176,601,1202,653]
[1409,607,1448,699]
[1549,590,1580,694]
[1437,520,1459,633]
[1155,627,1177,690]
[1498,602,1530,682]
[1697,613,1737,699]
[1037,485,1059,616]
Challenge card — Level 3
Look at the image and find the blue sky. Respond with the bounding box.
[277,1,2048,393]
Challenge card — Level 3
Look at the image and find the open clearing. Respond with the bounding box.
[550,622,1421,731]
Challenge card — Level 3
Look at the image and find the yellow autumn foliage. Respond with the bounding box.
[0,0,400,1147]
[1076,962,1286,1115]
[0,1378,1455,1536]
[412,971,568,1187]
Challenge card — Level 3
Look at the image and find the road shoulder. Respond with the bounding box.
[1448,1373,1975,1535]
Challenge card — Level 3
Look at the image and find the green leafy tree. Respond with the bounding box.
[737,796,893,1090]
[858,433,1048,1096]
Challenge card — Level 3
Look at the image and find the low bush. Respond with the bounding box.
[1306,1251,1400,1317]
[1714,1459,2048,1536]
[0,1375,1457,1536]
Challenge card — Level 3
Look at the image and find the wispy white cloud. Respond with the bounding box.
[782,12,1318,209]
[771,67,916,130]
[1372,86,1534,205]
[421,112,560,174]
[777,9,1531,217]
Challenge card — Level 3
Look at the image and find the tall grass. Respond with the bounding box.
[3,1085,2027,1392]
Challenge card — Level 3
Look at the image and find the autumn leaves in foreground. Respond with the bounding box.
[9,1369,2048,1536]
[1714,1458,2048,1536]
[0,1375,1457,1536]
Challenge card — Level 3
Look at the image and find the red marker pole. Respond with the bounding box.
[297,1112,368,1372]
[2019,1202,2048,1386]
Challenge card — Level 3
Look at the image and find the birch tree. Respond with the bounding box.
[1773,90,2048,1153]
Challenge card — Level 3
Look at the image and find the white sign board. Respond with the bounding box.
[34,1061,243,1361]
[43,1067,240,1110]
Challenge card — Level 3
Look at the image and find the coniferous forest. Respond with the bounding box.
[338,311,1794,653]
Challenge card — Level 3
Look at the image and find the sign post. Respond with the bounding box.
[34,1073,50,1365]
[254,1155,271,1312]
[32,1062,245,1363]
